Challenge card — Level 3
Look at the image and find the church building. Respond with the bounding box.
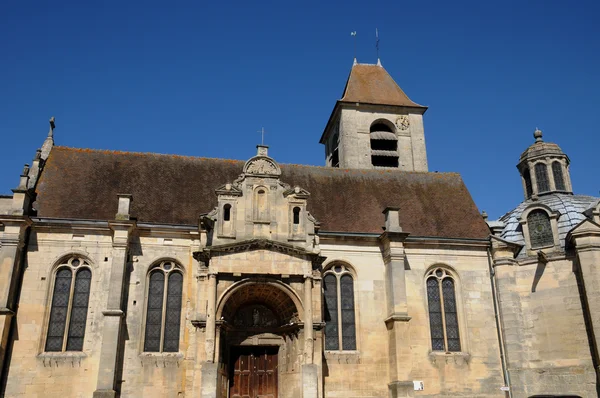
[0,61,598,398]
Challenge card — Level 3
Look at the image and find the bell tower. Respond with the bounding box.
[320,61,428,171]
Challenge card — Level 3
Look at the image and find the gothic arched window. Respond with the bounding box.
[144,261,183,352]
[370,120,399,168]
[426,267,461,352]
[45,257,92,352]
[535,163,550,193]
[552,162,566,191]
[323,264,356,351]
[527,210,553,249]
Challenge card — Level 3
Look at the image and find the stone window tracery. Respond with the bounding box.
[552,161,566,191]
[323,264,356,351]
[535,163,550,193]
[426,267,461,352]
[45,256,92,352]
[143,261,183,353]
[527,210,553,249]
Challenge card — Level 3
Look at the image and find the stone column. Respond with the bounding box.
[304,276,314,364]
[93,218,135,398]
[201,273,218,398]
[302,275,317,398]
[0,215,30,378]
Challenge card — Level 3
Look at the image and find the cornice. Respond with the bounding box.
[194,238,326,265]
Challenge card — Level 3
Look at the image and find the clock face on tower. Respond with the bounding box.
[396,115,410,131]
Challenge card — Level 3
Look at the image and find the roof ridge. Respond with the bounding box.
[53,146,460,176]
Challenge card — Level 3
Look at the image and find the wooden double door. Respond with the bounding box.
[230,346,278,398]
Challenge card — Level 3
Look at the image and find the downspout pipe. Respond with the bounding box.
[487,247,512,398]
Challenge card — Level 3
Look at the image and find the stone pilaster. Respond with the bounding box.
[93,220,135,398]
[302,275,317,398]
[569,220,600,374]
[201,273,218,398]
[0,215,30,378]
[379,209,411,397]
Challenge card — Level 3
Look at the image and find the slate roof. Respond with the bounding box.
[34,147,489,239]
[340,64,425,108]
[499,193,598,257]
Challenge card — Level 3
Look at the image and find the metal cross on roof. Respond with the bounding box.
[257,127,266,145]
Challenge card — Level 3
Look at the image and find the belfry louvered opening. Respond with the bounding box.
[370,121,398,168]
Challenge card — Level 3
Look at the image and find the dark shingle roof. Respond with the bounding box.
[34,147,489,239]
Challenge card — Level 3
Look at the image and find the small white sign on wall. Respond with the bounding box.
[413,381,424,391]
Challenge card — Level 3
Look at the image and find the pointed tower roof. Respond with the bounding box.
[339,63,426,108]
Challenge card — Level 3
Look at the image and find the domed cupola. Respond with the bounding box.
[517,129,572,199]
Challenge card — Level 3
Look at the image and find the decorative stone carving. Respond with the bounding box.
[233,304,279,328]
[245,158,279,175]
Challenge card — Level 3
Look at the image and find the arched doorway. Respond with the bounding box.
[216,280,304,398]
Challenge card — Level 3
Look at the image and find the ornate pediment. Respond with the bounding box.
[243,156,281,177]
[215,183,243,196]
[283,186,310,199]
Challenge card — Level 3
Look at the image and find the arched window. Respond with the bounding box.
[144,261,183,352]
[331,132,339,168]
[293,207,300,225]
[323,264,356,351]
[535,163,550,193]
[552,161,566,191]
[370,121,398,168]
[254,188,268,221]
[523,168,533,198]
[527,210,554,249]
[45,257,92,352]
[426,267,461,352]
[223,204,231,221]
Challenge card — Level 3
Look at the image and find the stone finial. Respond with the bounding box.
[481,210,488,220]
[48,116,55,137]
[116,194,133,220]
[16,164,30,190]
[534,128,543,143]
[383,207,402,233]
[34,149,41,160]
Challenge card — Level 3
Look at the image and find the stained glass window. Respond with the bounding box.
[427,278,444,351]
[163,272,183,352]
[66,269,91,351]
[323,265,356,351]
[340,275,356,350]
[426,268,461,352]
[528,210,553,249]
[535,163,550,193]
[552,162,566,191]
[323,274,339,350]
[144,261,184,352]
[523,168,533,198]
[45,257,92,352]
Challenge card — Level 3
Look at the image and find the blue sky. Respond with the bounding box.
[1,0,599,219]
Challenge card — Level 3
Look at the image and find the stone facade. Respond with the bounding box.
[1,61,599,398]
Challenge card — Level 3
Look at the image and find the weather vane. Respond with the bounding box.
[351,31,357,60]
